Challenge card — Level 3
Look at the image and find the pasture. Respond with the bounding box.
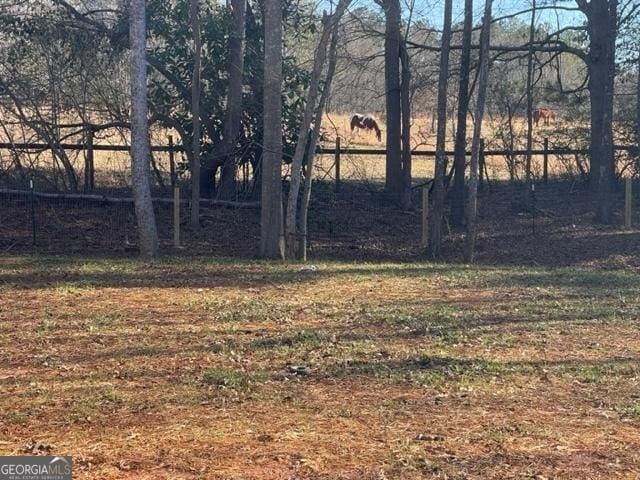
[0,112,582,193]
[1,256,640,479]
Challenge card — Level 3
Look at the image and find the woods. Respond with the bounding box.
[0,0,639,260]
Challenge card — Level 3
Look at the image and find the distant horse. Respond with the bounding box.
[350,114,382,141]
[533,107,556,127]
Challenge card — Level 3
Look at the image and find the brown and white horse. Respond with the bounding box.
[533,107,556,127]
[350,114,382,141]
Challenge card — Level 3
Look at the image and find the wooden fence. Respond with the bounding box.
[1,138,638,193]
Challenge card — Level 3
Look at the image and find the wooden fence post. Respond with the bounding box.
[543,137,549,184]
[84,125,94,192]
[625,177,632,230]
[335,136,341,192]
[173,186,181,247]
[168,135,176,189]
[421,186,429,249]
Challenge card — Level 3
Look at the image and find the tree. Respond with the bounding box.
[298,15,344,261]
[285,0,350,259]
[525,0,536,185]
[260,0,284,259]
[130,0,159,257]
[218,0,247,199]
[576,0,618,223]
[382,0,403,198]
[189,0,202,228]
[450,0,473,226]
[429,0,453,258]
[637,54,640,155]
[400,40,412,209]
[465,0,493,262]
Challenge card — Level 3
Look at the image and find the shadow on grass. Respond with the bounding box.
[320,354,639,383]
[1,254,638,294]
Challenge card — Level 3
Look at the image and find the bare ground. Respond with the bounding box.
[1,257,640,479]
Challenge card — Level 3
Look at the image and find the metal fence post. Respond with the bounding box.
[29,178,36,246]
[625,177,632,230]
[479,138,485,188]
[169,135,176,189]
[421,186,429,249]
[335,136,341,192]
[543,137,549,184]
[84,125,95,191]
[173,186,181,248]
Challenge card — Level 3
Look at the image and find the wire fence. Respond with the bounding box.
[0,139,639,264]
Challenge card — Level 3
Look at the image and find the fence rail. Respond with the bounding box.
[1,141,637,156]
[1,139,638,193]
[0,188,259,208]
[0,142,183,152]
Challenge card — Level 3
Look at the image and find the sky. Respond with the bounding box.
[339,0,586,30]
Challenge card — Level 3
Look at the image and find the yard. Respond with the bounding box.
[1,256,639,478]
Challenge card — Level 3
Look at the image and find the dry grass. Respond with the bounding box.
[316,113,573,184]
[1,256,640,479]
[1,112,575,190]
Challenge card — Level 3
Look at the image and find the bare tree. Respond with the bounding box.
[298,19,343,261]
[129,0,159,257]
[429,0,453,258]
[465,0,493,262]
[189,0,202,228]
[636,50,640,166]
[400,40,412,209]
[260,0,284,258]
[285,0,350,259]
[525,0,536,184]
[450,0,473,226]
[218,0,247,199]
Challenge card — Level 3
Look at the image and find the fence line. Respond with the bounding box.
[2,141,637,157]
[1,138,638,192]
[0,188,259,208]
[0,142,184,152]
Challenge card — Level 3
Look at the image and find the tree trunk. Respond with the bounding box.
[400,41,412,209]
[464,0,493,262]
[189,0,202,228]
[450,0,473,226]
[383,0,403,199]
[579,0,618,222]
[260,0,284,259]
[525,0,536,185]
[429,0,452,259]
[285,1,350,259]
[245,1,264,200]
[299,23,342,261]
[218,0,247,199]
[578,0,618,223]
[636,53,640,163]
[129,0,159,257]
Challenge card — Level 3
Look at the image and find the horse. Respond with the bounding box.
[533,107,556,127]
[350,113,382,141]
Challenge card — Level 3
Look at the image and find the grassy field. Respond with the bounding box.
[315,113,574,184]
[1,112,573,191]
[1,256,640,479]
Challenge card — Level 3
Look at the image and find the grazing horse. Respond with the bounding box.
[350,114,382,141]
[533,107,556,127]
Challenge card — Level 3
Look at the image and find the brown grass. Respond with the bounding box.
[315,113,577,183]
[1,257,640,479]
